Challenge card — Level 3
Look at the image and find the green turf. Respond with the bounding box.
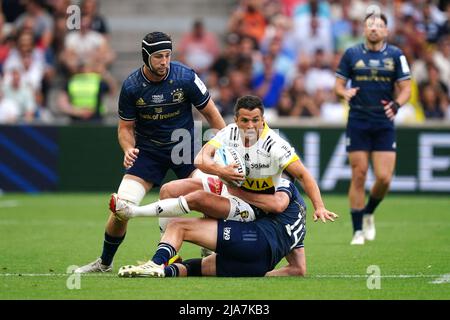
[0,193,449,300]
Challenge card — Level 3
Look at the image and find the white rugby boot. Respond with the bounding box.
[109,193,134,221]
[118,260,165,278]
[363,214,376,241]
[74,258,112,273]
[350,230,365,245]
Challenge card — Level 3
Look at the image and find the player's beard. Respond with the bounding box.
[149,65,168,78]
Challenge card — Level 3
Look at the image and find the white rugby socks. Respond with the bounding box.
[131,196,191,217]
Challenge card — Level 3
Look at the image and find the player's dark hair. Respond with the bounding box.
[234,95,264,117]
[182,258,203,276]
[142,31,172,68]
[364,12,388,26]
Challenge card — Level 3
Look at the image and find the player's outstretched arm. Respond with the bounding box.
[286,160,338,223]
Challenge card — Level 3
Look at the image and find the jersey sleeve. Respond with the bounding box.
[273,139,300,171]
[275,178,294,199]
[394,49,411,82]
[335,48,352,80]
[186,71,211,110]
[118,84,136,121]
[207,125,230,149]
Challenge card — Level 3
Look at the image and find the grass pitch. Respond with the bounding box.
[0,193,449,300]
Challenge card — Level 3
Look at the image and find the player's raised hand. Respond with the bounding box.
[124,148,139,169]
[343,87,359,102]
[313,207,339,223]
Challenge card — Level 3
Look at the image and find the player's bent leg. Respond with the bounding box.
[163,217,218,252]
[75,176,150,273]
[159,178,204,199]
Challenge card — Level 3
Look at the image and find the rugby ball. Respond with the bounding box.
[214,146,246,187]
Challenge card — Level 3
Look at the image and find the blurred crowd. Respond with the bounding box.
[0,0,449,125]
[183,0,450,123]
[0,0,116,124]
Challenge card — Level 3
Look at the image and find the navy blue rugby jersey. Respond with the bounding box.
[336,43,411,123]
[255,179,307,269]
[118,61,210,148]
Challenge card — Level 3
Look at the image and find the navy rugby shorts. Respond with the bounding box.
[125,146,196,186]
[346,119,396,152]
[215,220,272,277]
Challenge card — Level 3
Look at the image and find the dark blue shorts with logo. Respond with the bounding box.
[215,220,272,277]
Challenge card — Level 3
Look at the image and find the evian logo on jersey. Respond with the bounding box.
[223,227,231,240]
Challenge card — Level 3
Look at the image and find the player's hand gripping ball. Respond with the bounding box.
[214,146,246,187]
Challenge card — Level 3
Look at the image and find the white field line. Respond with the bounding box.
[0,200,19,208]
[429,274,450,284]
[0,273,447,280]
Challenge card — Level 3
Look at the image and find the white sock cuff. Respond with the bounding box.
[117,179,146,205]
[178,196,190,213]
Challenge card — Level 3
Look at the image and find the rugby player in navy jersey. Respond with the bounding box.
[334,13,411,245]
[75,32,225,273]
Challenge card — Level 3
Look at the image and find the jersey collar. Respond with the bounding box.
[362,42,387,53]
[260,122,270,140]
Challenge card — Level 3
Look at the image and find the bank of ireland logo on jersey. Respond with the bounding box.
[223,227,231,240]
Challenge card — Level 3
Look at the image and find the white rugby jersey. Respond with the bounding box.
[208,123,299,194]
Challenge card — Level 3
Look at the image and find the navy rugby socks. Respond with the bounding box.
[364,195,382,215]
[100,232,126,266]
[350,209,364,232]
[152,242,177,265]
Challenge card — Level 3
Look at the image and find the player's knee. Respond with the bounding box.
[160,182,176,199]
[185,190,207,210]
[377,172,392,186]
[165,217,187,232]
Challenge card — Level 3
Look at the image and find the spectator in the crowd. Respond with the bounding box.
[437,2,449,41]
[1,0,26,24]
[304,48,335,106]
[210,33,241,80]
[81,0,110,37]
[178,19,220,78]
[419,63,449,119]
[289,74,320,118]
[228,0,267,43]
[252,53,286,113]
[214,79,235,117]
[0,13,13,71]
[1,67,36,123]
[14,0,54,49]
[416,2,443,45]
[60,15,115,76]
[293,13,333,57]
[277,89,296,116]
[57,60,116,122]
[0,77,19,123]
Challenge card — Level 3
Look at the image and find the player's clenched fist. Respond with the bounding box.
[124,148,139,169]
